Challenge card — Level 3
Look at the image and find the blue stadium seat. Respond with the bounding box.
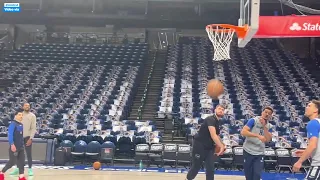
[60,140,73,162]
[100,141,116,165]
[71,140,87,163]
[86,141,101,162]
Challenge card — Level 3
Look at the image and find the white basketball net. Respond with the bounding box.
[206,26,235,61]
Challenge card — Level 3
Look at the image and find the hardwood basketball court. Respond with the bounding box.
[6,169,245,180]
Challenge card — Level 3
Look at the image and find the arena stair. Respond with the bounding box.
[139,50,167,120]
[128,50,156,120]
[161,134,187,144]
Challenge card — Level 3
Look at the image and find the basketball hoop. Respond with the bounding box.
[206,24,248,61]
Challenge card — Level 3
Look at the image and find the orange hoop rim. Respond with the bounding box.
[206,24,249,39]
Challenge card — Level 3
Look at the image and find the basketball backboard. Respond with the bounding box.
[238,0,260,47]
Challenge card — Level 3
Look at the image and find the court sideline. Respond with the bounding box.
[3,169,245,180]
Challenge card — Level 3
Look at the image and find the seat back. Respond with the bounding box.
[135,144,150,153]
[87,141,101,153]
[135,144,150,161]
[73,140,87,153]
[264,148,276,159]
[232,146,244,166]
[150,144,163,154]
[100,147,115,160]
[264,148,277,171]
[163,144,177,161]
[177,144,191,162]
[60,140,73,159]
[100,142,115,158]
[275,148,292,166]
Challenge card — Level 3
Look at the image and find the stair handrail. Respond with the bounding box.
[137,50,157,120]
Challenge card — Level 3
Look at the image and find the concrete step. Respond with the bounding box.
[148,82,163,84]
[161,139,187,144]
[131,50,168,119]
[162,135,186,140]
[132,100,143,104]
[149,86,161,89]
[145,92,161,96]
[144,100,159,103]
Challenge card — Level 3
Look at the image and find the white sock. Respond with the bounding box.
[19,174,24,178]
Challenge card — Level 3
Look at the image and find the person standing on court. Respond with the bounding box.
[0,111,27,180]
[293,100,320,180]
[240,106,274,180]
[10,103,36,176]
[186,104,226,180]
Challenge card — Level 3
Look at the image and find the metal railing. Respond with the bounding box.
[28,32,145,44]
[137,50,157,120]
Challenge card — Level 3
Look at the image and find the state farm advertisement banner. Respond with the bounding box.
[254,16,320,38]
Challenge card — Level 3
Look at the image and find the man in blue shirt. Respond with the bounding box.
[0,112,26,180]
[241,106,274,180]
[293,100,320,180]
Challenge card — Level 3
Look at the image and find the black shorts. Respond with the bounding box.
[305,166,320,180]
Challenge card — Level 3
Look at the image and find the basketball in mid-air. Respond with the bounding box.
[207,79,224,99]
[93,161,101,170]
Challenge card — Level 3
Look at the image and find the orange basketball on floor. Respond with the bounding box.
[207,79,224,99]
[93,161,101,170]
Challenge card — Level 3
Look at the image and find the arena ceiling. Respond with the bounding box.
[1,0,320,29]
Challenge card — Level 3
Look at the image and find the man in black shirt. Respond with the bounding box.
[186,104,226,180]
